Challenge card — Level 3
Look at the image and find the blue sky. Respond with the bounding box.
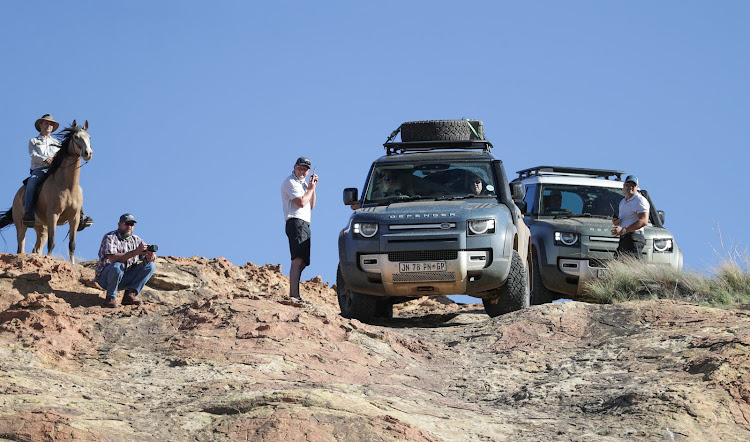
[1,1,747,297]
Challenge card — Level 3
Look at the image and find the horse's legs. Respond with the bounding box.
[15,223,26,254]
[12,187,27,254]
[46,214,59,256]
[68,214,79,263]
[32,226,47,254]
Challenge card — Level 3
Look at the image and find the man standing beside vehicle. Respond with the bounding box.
[281,157,319,300]
[611,175,649,259]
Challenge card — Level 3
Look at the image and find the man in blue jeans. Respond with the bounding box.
[94,213,156,308]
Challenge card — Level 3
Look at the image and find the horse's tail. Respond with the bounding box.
[0,207,13,230]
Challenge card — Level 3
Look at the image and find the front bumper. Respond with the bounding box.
[357,250,492,296]
[558,258,610,295]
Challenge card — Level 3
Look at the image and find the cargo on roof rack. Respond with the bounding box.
[383,139,492,155]
[516,165,625,181]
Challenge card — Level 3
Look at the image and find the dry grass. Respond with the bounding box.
[585,254,750,307]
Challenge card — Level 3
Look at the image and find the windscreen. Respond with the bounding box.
[364,162,497,204]
[538,184,623,217]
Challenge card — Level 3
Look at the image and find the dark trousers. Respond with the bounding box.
[615,231,646,260]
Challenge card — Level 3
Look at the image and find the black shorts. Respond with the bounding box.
[286,218,311,266]
[616,231,646,260]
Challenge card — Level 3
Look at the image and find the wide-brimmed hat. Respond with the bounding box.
[35,114,59,132]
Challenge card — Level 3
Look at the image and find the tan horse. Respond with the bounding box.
[0,121,92,262]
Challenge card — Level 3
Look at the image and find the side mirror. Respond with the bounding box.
[515,200,527,214]
[510,181,525,201]
[343,188,359,206]
[658,210,665,225]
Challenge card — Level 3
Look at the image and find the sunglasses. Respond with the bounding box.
[125,221,136,226]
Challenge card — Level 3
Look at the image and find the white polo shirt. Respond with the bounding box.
[281,172,311,223]
[618,192,650,233]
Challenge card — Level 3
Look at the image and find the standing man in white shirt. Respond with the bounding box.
[280,157,319,300]
[611,174,650,259]
[23,114,94,230]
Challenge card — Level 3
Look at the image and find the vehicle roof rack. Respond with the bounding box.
[516,165,625,181]
[383,140,493,155]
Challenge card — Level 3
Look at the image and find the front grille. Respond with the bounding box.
[388,250,458,262]
[393,272,456,282]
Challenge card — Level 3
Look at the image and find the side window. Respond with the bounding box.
[523,184,537,214]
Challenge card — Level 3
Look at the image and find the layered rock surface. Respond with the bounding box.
[0,253,748,441]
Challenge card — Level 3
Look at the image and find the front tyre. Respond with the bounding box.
[337,266,389,322]
[483,250,530,318]
[531,255,558,305]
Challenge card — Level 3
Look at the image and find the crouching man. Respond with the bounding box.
[94,213,156,308]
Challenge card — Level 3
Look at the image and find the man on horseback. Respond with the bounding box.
[22,114,94,230]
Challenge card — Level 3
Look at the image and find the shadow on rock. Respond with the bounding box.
[53,289,103,308]
[376,312,463,328]
[12,273,53,296]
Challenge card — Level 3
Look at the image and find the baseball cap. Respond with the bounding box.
[295,157,312,168]
[624,175,638,185]
[119,213,137,224]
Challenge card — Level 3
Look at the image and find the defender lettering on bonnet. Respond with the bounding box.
[388,213,457,219]
[337,119,531,323]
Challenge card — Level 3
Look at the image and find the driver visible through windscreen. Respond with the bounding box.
[365,162,497,204]
[538,184,624,217]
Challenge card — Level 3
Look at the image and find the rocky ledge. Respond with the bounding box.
[0,253,748,441]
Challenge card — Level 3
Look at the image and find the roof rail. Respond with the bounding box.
[516,166,625,181]
[383,140,493,155]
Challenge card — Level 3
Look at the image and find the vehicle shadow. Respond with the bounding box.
[375,308,487,328]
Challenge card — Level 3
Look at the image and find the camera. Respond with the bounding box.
[146,244,158,253]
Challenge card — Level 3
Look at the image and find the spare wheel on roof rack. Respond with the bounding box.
[400,119,483,142]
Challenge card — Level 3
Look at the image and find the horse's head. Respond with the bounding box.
[69,120,93,161]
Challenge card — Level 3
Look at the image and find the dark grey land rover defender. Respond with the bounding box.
[337,120,531,322]
[513,166,683,304]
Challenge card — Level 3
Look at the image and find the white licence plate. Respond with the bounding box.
[597,268,609,278]
[399,261,446,273]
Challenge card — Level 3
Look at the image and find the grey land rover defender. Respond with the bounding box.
[337,120,531,322]
[513,166,683,304]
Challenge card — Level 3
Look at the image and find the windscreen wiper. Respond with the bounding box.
[553,212,612,219]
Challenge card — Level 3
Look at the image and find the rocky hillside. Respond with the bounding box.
[1,253,749,441]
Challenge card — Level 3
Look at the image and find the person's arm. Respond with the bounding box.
[28,139,48,165]
[106,243,148,263]
[292,174,318,208]
[615,212,648,235]
[310,174,318,210]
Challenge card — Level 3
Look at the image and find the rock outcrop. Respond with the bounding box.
[1,253,748,441]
